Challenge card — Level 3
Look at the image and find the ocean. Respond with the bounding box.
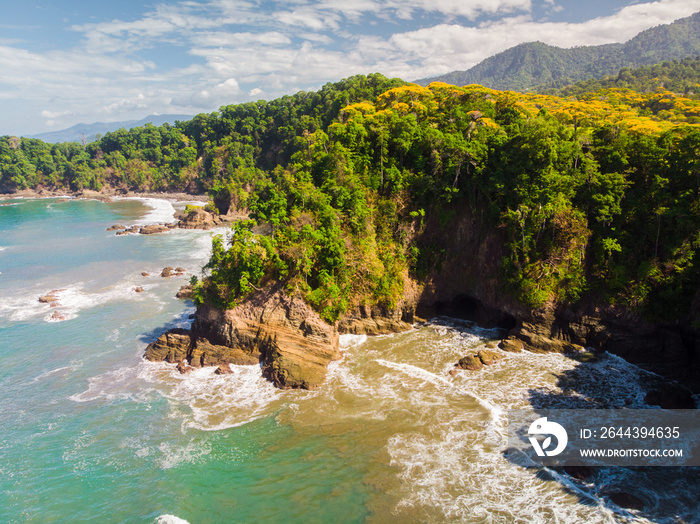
[0,197,697,523]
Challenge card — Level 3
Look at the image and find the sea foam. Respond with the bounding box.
[121,197,177,225]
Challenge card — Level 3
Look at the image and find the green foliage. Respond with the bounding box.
[5,72,700,326]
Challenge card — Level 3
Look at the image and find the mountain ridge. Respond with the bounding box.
[26,114,192,144]
[416,12,700,91]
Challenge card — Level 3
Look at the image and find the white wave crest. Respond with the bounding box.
[155,515,191,524]
[121,197,177,225]
[139,361,282,431]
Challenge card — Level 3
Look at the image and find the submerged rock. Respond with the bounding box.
[214,363,233,375]
[50,311,67,321]
[176,361,195,375]
[38,289,64,303]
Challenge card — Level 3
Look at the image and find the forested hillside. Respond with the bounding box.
[418,12,700,91]
[2,74,700,328]
[540,56,700,97]
[0,74,406,195]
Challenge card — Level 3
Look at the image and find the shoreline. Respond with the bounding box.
[0,188,209,202]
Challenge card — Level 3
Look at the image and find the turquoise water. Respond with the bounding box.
[1,198,698,523]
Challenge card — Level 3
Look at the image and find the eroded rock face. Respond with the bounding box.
[176,285,194,299]
[457,355,484,371]
[193,288,340,389]
[189,337,260,367]
[178,208,220,230]
[146,287,340,389]
[338,304,413,335]
[144,328,192,363]
[139,224,170,235]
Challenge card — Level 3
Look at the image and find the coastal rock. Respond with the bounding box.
[214,363,233,375]
[141,272,150,277]
[178,208,219,230]
[139,224,170,235]
[160,267,174,277]
[174,267,186,275]
[457,355,484,371]
[189,337,260,367]
[38,289,64,303]
[176,285,194,299]
[107,224,126,231]
[484,342,497,349]
[134,286,144,293]
[517,323,586,354]
[477,349,502,366]
[337,304,413,335]
[144,328,192,363]
[50,311,67,321]
[193,287,341,389]
[176,361,195,374]
[499,338,524,353]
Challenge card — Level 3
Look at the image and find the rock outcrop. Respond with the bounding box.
[177,208,234,230]
[176,285,194,299]
[146,287,341,389]
[337,304,413,335]
[407,205,700,392]
[139,224,170,235]
[193,287,340,389]
[144,328,192,363]
[453,349,505,373]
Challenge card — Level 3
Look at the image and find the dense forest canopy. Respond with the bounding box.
[2,67,700,327]
[539,56,700,98]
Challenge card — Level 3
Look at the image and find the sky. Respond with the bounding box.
[1,0,700,136]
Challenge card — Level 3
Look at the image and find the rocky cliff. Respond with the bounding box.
[408,208,700,392]
[145,286,341,389]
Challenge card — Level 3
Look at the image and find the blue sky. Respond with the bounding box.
[1,0,699,136]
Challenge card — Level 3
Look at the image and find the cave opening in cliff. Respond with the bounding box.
[433,295,517,331]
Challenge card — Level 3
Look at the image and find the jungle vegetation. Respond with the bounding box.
[2,69,699,325]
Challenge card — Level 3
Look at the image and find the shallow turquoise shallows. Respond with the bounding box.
[0,198,697,524]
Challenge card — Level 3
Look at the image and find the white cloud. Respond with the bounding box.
[2,0,700,135]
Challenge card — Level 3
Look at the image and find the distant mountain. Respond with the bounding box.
[417,12,700,91]
[26,114,192,144]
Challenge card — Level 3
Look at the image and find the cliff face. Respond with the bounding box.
[146,286,341,389]
[409,208,700,392]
